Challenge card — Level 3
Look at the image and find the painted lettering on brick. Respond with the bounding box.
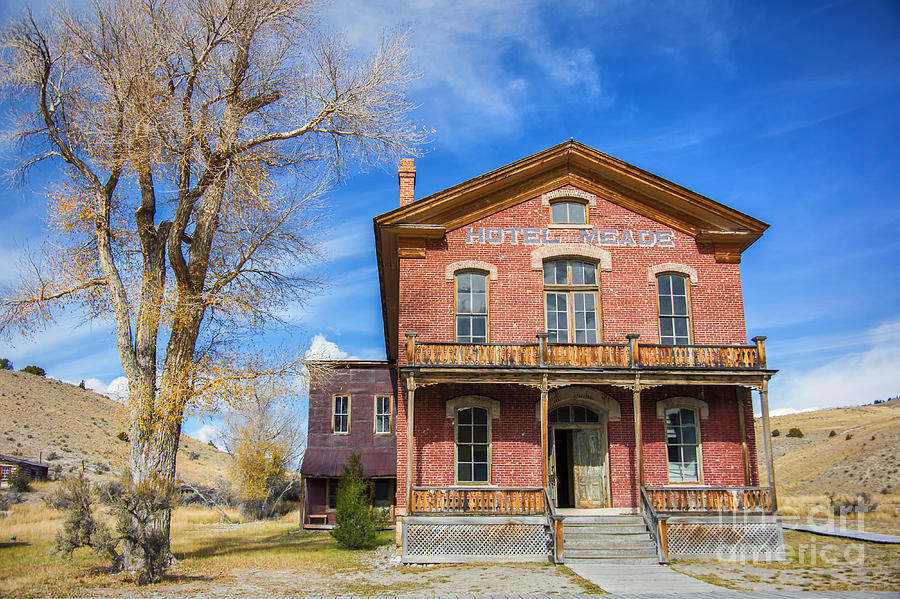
[465,227,677,248]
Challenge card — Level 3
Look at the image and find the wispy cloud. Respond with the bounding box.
[769,317,900,412]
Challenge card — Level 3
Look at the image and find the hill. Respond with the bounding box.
[755,400,900,497]
[0,369,229,485]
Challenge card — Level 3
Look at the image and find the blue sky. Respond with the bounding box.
[1,0,899,440]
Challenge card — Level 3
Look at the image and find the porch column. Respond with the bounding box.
[632,379,644,492]
[405,373,416,514]
[540,377,549,490]
[736,388,751,486]
[758,380,778,512]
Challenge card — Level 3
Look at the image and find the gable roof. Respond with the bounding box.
[374,139,769,361]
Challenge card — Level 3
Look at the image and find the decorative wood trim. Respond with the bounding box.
[656,396,709,420]
[530,244,612,271]
[445,395,500,419]
[445,261,498,281]
[397,236,426,259]
[648,263,698,285]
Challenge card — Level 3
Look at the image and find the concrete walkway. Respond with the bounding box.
[566,562,721,594]
[782,522,900,544]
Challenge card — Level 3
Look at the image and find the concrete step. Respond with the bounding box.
[564,554,660,564]
[563,524,648,535]
[565,536,654,549]
[563,543,658,555]
[562,515,644,525]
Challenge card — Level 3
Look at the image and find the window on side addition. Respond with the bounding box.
[456,271,488,343]
[657,274,691,345]
[666,407,700,483]
[332,395,350,434]
[550,200,587,225]
[374,395,392,434]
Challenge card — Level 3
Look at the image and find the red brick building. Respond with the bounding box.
[309,140,783,563]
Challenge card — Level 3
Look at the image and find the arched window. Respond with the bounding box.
[549,405,601,424]
[657,274,691,345]
[543,260,599,343]
[666,407,701,483]
[456,406,490,483]
[550,200,587,225]
[456,271,488,343]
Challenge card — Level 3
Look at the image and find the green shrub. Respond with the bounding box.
[45,473,117,562]
[46,451,60,461]
[330,453,378,549]
[20,365,46,376]
[845,433,853,440]
[771,429,780,437]
[828,430,837,437]
[786,427,804,438]
[78,380,86,389]
[9,467,31,492]
[0,358,12,370]
[117,431,130,442]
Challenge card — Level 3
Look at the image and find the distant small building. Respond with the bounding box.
[300,361,397,527]
[0,454,49,487]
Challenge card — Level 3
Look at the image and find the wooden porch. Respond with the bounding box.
[406,334,768,370]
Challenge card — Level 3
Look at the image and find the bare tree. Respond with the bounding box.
[0,0,422,580]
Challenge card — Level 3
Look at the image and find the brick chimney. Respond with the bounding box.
[398,158,416,206]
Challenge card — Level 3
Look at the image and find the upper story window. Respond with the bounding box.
[550,200,587,225]
[332,395,350,434]
[543,260,599,344]
[657,274,691,345]
[374,395,392,435]
[666,407,700,483]
[550,405,601,424]
[456,406,490,483]
[456,271,488,343]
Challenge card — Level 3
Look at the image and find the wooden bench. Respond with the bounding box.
[307,514,328,525]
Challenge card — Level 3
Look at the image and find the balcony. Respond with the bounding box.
[406,333,768,371]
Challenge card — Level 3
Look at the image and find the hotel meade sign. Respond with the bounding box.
[465,227,676,248]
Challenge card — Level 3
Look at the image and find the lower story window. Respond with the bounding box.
[456,406,490,483]
[666,407,700,483]
[327,478,338,510]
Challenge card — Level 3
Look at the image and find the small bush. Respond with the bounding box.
[828,430,837,437]
[9,467,31,492]
[46,451,60,461]
[187,451,200,461]
[78,380,86,389]
[330,453,379,549]
[845,433,854,440]
[46,473,117,562]
[117,431,130,442]
[786,427,804,438]
[771,429,780,437]
[20,365,46,377]
[0,358,12,370]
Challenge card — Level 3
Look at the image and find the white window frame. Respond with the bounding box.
[332,394,350,435]
[374,395,393,435]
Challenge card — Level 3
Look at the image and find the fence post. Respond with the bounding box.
[626,333,640,367]
[658,515,670,563]
[552,515,565,563]
[537,332,549,367]
[405,332,417,365]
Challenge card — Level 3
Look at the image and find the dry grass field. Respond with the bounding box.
[0,369,228,485]
[0,502,597,598]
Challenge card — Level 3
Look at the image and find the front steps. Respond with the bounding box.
[562,514,659,564]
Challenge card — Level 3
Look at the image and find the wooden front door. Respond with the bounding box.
[572,428,608,508]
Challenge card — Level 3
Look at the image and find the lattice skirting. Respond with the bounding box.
[402,516,551,563]
[666,516,786,561]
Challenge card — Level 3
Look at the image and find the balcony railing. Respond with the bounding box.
[643,486,775,514]
[405,333,768,370]
[410,486,544,515]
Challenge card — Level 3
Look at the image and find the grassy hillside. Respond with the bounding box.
[0,369,229,485]
[755,399,900,498]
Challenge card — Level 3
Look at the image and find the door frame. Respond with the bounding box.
[550,416,610,508]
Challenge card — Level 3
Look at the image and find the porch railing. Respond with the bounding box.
[640,486,669,563]
[643,486,775,514]
[410,486,544,515]
[405,333,768,371]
